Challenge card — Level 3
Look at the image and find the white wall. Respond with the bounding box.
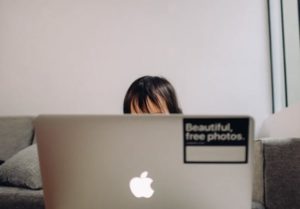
[259,101,300,138]
[0,0,272,133]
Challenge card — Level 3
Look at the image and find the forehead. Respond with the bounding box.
[130,97,168,114]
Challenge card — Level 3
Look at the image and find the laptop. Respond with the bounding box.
[35,115,254,209]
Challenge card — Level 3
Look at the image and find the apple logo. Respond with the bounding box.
[129,171,154,198]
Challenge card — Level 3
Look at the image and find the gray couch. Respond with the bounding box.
[0,117,299,209]
[0,117,44,209]
[253,138,300,209]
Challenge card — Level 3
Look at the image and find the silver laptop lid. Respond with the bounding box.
[35,115,254,209]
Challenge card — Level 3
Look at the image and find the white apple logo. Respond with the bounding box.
[129,171,154,198]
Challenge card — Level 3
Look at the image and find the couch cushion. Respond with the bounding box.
[263,138,300,209]
[0,117,34,161]
[0,144,42,189]
[0,186,44,209]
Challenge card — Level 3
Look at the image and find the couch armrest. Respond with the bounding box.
[252,201,265,209]
[252,140,264,204]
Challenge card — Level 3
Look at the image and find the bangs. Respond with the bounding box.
[130,95,164,113]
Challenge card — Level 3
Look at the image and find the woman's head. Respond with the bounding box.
[123,76,182,114]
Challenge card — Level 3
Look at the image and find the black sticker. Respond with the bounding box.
[183,118,249,164]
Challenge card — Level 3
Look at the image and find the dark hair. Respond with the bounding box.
[123,76,182,113]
